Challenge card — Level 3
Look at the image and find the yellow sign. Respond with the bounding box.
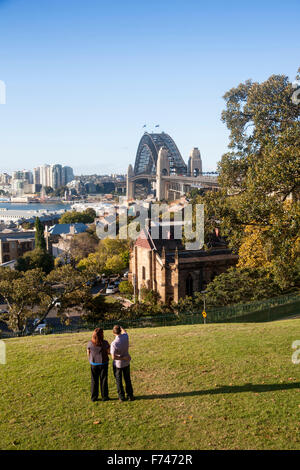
[202,310,207,318]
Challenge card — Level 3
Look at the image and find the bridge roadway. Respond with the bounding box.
[130,173,218,185]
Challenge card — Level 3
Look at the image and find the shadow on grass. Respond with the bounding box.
[135,382,300,400]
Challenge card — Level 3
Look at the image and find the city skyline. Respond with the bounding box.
[0,0,299,175]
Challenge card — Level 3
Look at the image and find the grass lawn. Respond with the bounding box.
[0,320,299,450]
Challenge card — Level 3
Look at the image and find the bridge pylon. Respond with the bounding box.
[126,164,135,200]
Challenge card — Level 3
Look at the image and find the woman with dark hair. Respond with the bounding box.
[87,328,110,402]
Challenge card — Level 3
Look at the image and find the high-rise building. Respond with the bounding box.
[63,166,74,185]
[9,163,74,192]
[40,164,51,187]
[11,170,33,196]
[11,179,24,196]
[0,173,11,184]
[12,171,23,180]
[21,170,33,184]
[50,164,63,190]
[33,167,40,185]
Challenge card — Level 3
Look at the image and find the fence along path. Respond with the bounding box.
[1,293,299,337]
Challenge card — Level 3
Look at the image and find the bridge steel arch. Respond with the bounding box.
[134,132,187,176]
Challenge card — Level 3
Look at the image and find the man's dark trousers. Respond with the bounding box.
[113,364,133,399]
[91,364,109,401]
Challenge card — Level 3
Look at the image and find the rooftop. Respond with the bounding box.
[48,223,88,235]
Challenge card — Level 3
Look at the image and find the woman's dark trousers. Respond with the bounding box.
[91,364,109,401]
[113,365,133,400]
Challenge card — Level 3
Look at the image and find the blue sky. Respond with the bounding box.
[0,0,299,175]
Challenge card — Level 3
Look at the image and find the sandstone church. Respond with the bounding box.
[129,226,238,304]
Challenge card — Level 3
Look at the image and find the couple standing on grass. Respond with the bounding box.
[86,325,134,402]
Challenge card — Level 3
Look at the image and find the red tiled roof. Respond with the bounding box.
[135,230,152,250]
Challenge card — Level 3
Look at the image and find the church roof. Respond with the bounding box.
[134,228,235,264]
[134,228,184,254]
[135,229,153,250]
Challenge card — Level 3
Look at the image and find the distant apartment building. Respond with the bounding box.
[1,164,75,197]
[39,164,51,188]
[33,164,74,190]
[33,167,41,185]
[0,173,11,184]
[12,170,33,184]
[49,164,63,189]
[63,166,74,185]
[0,231,35,265]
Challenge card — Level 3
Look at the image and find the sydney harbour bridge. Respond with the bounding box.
[126,132,219,200]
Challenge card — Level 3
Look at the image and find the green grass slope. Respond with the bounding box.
[0,320,299,450]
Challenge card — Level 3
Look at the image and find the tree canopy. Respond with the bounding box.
[0,265,94,334]
[77,237,130,275]
[59,209,96,224]
[190,68,300,291]
[34,217,46,251]
[16,248,54,274]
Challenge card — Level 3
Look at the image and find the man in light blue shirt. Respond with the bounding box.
[110,325,134,402]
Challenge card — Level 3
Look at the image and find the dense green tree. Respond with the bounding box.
[171,296,199,316]
[77,252,105,273]
[81,294,124,325]
[190,69,300,291]
[202,267,284,307]
[218,72,299,216]
[219,71,300,288]
[140,288,161,305]
[0,268,44,334]
[16,248,54,274]
[119,280,134,299]
[59,210,95,224]
[78,237,130,276]
[105,254,127,275]
[69,232,98,262]
[84,208,97,219]
[0,265,96,334]
[34,217,46,251]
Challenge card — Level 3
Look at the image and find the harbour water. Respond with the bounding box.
[0,203,71,212]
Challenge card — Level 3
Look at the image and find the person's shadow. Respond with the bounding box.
[135,382,300,400]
